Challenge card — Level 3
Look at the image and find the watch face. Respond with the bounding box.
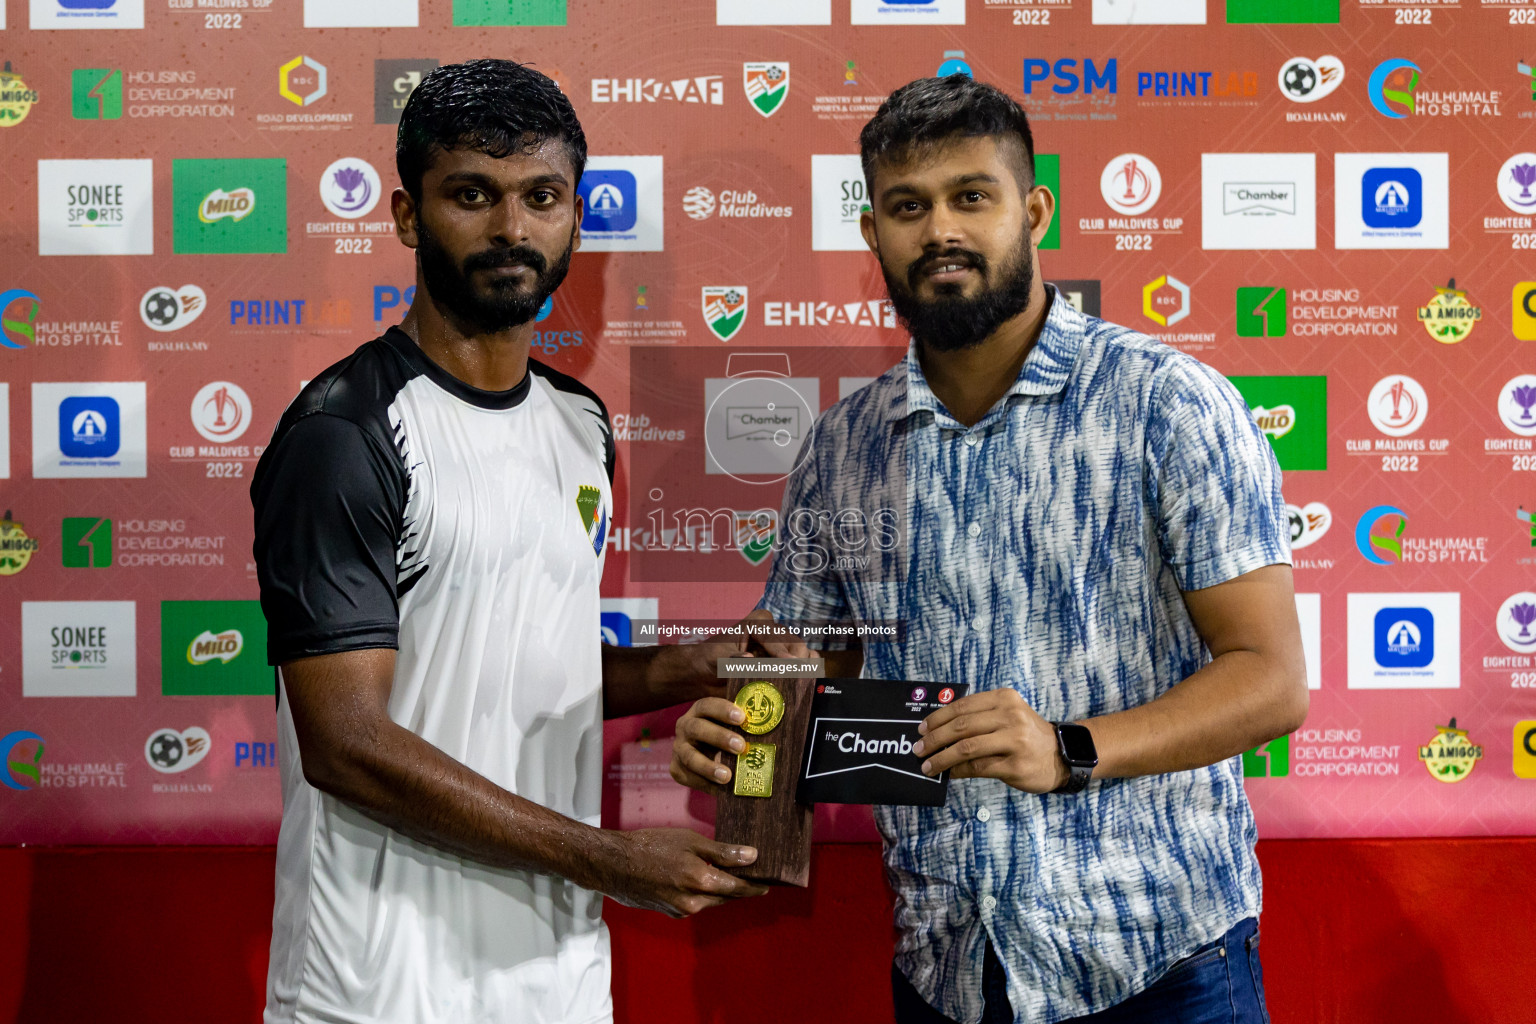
[1058,724,1098,764]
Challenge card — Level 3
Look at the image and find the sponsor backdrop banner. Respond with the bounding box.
[2,0,1535,843]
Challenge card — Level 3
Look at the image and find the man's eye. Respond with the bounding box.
[460,188,486,203]
[529,190,556,206]
[961,191,985,204]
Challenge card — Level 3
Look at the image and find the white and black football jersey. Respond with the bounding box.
[252,327,616,1024]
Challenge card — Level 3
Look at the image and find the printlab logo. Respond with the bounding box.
[1142,275,1189,327]
[0,511,40,576]
[139,285,205,332]
[743,63,789,117]
[1,288,41,349]
[1355,505,1408,564]
[1367,375,1428,437]
[61,516,112,568]
[1497,154,1536,214]
[279,55,327,107]
[0,63,40,127]
[702,287,748,342]
[1497,592,1536,653]
[1286,502,1330,549]
[1416,279,1480,344]
[1499,375,1536,437]
[145,727,211,774]
[1279,55,1343,103]
[1418,719,1482,783]
[1100,153,1160,215]
[1242,735,1289,777]
[319,158,381,219]
[1,731,45,791]
[1369,59,1421,119]
[1236,286,1286,337]
[71,67,121,119]
[160,600,271,696]
[374,60,437,125]
[191,381,251,443]
[173,158,287,255]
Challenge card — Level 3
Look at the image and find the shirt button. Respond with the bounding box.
[967,522,982,539]
[964,434,979,447]
[972,617,984,632]
[976,807,991,823]
[981,895,998,912]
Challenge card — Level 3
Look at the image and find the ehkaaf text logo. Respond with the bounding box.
[1417,719,1482,783]
[0,511,40,576]
[1,732,45,791]
[591,75,723,105]
[1416,279,1481,344]
[743,63,788,117]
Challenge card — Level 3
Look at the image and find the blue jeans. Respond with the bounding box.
[892,918,1270,1024]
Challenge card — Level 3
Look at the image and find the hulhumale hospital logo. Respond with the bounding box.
[1,731,45,791]
[1369,59,1421,119]
[1356,505,1408,564]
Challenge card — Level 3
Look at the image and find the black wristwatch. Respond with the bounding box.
[1051,722,1098,794]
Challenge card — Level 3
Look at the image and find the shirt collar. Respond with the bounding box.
[890,284,1086,423]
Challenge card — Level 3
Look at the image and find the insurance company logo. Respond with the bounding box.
[60,396,119,458]
[576,157,663,252]
[1,732,45,791]
[71,67,121,119]
[1100,153,1160,215]
[161,601,271,696]
[37,158,155,256]
[1418,719,1482,783]
[1093,0,1204,24]
[1368,59,1421,119]
[1497,592,1536,653]
[453,0,566,25]
[174,158,287,255]
[1347,592,1459,690]
[1361,168,1420,228]
[590,75,724,105]
[190,382,251,443]
[1286,502,1331,550]
[1226,0,1337,22]
[139,285,205,332]
[1367,375,1428,437]
[1416,279,1481,344]
[279,55,327,107]
[1355,505,1408,564]
[702,287,749,341]
[319,158,381,219]
[30,0,145,28]
[61,517,111,568]
[0,62,40,126]
[1236,286,1286,337]
[1497,154,1536,214]
[32,382,147,478]
[735,510,777,566]
[1279,55,1343,103]
[1501,375,1536,436]
[1376,606,1433,668]
[1335,153,1448,250]
[1,288,41,349]
[1023,58,1118,96]
[0,511,40,576]
[1243,735,1289,777]
[743,63,789,117]
[145,726,211,774]
[582,170,635,230]
[373,59,437,124]
[1142,275,1189,327]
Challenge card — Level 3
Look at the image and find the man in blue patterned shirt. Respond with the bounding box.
[671,75,1308,1023]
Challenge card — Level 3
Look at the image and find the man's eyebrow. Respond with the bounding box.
[436,170,571,190]
[879,172,1001,202]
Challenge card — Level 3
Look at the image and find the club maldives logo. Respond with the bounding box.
[1356,505,1408,564]
[1,731,45,791]
[703,287,748,342]
[1369,59,1421,119]
[1100,153,1161,215]
[1,288,41,349]
[575,485,608,557]
[735,510,777,566]
[1416,279,1481,344]
[0,62,39,127]
[319,158,381,219]
[1417,719,1482,783]
[139,285,205,332]
[0,511,40,576]
[1498,592,1536,653]
[1498,153,1536,214]
[1279,55,1343,103]
[743,63,789,117]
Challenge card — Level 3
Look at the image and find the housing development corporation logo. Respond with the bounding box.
[743,63,789,117]
[1,731,45,791]
[1242,735,1289,777]
[61,516,111,568]
[1236,286,1287,336]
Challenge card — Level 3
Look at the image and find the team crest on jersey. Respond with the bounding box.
[743,62,789,118]
[735,510,777,566]
[702,286,748,342]
[576,485,609,556]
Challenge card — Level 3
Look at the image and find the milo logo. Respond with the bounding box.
[187,629,243,665]
[1251,404,1296,440]
[198,188,256,224]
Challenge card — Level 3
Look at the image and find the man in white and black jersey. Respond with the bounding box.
[252,60,790,1024]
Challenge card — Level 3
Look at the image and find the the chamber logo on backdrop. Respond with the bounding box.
[851,0,964,24]
[1,732,45,791]
[31,382,147,478]
[743,63,789,117]
[160,600,272,696]
[0,511,40,576]
[453,0,566,25]
[29,0,145,29]
[716,0,830,24]
[1498,154,1536,215]
[61,517,112,568]
[591,75,724,105]
[1201,153,1316,250]
[1334,153,1448,250]
[304,0,416,27]
[1093,0,1204,24]
[1418,720,1482,782]
[374,59,436,124]
[1226,0,1337,23]
[576,157,663,252]
[1,288,41,349]
[1279,55,1344,105]
[139,285,205,333]
[702,287,748,342]
[173,158,287,254]
[0,63,40,126]
[21,600,137,697]
[1416,279,1481,344]
[1346,592,1460,689]
[1227,375,1327,470]
[37,158,154,256]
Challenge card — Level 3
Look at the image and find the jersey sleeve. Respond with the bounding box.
[252,412,407,664]
[1145,357,1292,593]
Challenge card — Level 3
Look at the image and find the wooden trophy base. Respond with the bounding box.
[713,675,815,887]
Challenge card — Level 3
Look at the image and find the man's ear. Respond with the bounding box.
[859,206,880,259]
[392,187,419,249]
[1026,184,1056,247]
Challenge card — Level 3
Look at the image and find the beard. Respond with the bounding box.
[415,219,574,334]
[881,234,1034,353]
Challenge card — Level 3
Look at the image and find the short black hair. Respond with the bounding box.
[396,59,587,200]
[859,76,1036,195]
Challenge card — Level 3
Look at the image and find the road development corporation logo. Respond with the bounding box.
[279,55,327,107]
[37,159,155,256]
[702,287,749,341]
[145,726,210,774]
[717,0,831,24]
[190,381,251,443]
[0,511,40,576]
[319,158,381,219]
[1347,592,1459,689]
[1498,592,1536,653]
[1243,736,1289,777]
[743,63,789,117]
[1355,506,1408,564]
[576,157,663,252]
[1368,59,1420,119]
[0,63,40,127]
[1498,375,1536,437]
[1,732,45,791]
[1142,275,1189,327]
[1416,279,1481,344]
[139,285,205,332]
[1286,502,1330,550]
[173,158,287,255]
[161,601,271,696]
[1,288,41,349]
[1367,375,1428,437]
[1279,55,1343,103]
[21,600,137,697]
[1418,719,1482,783]
[1100,154,1160,216]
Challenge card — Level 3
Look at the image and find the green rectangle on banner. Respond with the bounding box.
[1227,375,1327,471]
[1226,0,1338,23]
[161,600,273,696]
[61,517,112,567]
[454,0,567,25]
[71,69,123,120]
[1037,154,1060,251]
[172,158,287,255]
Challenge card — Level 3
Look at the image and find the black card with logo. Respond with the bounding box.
[796,679,969,806]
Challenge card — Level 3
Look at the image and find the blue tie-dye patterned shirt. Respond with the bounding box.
[759,289,1291,1024]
